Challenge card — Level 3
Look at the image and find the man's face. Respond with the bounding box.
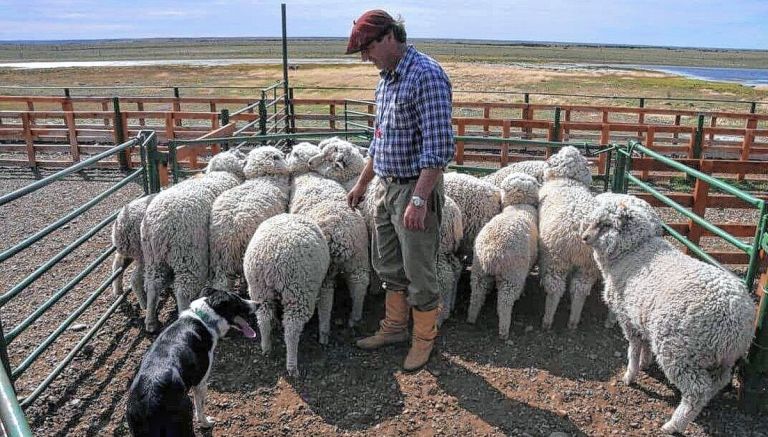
[360,32,393,71]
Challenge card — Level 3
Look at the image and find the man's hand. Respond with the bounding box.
[403,203,427,231]
[347,183,367,209]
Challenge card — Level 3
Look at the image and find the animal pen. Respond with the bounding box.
[0,80,768,434]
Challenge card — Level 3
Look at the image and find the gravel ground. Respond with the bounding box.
[1,167,767,437]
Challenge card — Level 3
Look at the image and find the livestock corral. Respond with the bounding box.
[1,90,768,437]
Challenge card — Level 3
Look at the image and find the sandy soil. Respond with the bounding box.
[1,166,767,437]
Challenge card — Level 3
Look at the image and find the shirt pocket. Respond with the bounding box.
[391,97,417,130]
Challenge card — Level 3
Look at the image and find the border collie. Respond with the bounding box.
[126,287,258,436]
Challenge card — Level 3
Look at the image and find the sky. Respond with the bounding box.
[0,0,766,50]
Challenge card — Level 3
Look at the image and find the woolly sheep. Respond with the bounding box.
[208,146,290,290]
[141,149,246,333]
[443,172,503,259]
[290,173,370,328]
[111,193,156,308]
[581,193,754,434]
[243,213,330,377]
[483,159,548,186]
[309,136,367,190]
[436,195,464,326]
[537,146,599,330]
[467,173,539,339]
[286,142,322,176]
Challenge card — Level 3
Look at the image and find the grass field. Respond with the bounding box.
[0,38,766,113]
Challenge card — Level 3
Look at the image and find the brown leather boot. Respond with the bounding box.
[356,291,410,350]
[403,307,438,372]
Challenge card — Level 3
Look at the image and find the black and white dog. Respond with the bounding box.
[126,287,258,436]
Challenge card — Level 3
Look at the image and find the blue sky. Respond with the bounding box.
[0,0,766,49]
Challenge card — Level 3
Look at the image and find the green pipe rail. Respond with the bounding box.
[612,139,768,412]
[0,131,158,435]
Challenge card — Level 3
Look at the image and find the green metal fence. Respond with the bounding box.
[0,131,158,435]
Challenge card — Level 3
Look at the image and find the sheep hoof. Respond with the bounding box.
[466,317,476,324]
[499,334,509,341]
[567,321,579,330]
[348,318,361,328]
[622,372,635,385]
[145,320,160,334]
[197,416,215,428]
[261,347,272,356]
[319,333,329,345]
[286,367,300,378]
[661,420,680,434]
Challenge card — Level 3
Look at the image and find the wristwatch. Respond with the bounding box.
[410,195,425,208]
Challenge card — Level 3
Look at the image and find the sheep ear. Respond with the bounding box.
[334,153,346,169]
[308,153,324,169]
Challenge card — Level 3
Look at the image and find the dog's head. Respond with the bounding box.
[192,287,259,338]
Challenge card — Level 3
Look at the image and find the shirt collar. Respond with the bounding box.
[379,45,416,82]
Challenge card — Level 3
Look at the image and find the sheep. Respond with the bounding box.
[243,213,330,377]
[141,149,246,333]
[443,172,503,260]
[289,172,370,328]
[208,146,290,291]
[309,136,367,190]
[537,145,600,330]
[436,195,464,326]
[467,173,540,339]
[111,193,156,308]
[581,193,754,434]
[483,159,548,186]
[286,142,322,176]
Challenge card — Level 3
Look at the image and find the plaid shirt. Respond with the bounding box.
[368,46,455,178]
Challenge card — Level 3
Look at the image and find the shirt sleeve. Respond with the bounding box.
[416,69,455,169]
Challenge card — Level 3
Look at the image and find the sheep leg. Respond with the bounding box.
[622,333,643,385]
[173,272,201,312]
[143,265,166,333]
[256,303,275,356]
[111,253,131,297]
[283,316,308,378]
[603,309,617,329]
[662,367,723,434]
[130,261,147,309]
[567,271,596,330]
[436,256,456,327]
[344,268,369,327]
[639,340,654,370]
[317,276,335,345]
[449,255,463,313]
[467,267,493,324]
[540,271,566,330]
[496,271,526,341]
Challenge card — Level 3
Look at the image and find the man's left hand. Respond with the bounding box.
[403,203,426,231]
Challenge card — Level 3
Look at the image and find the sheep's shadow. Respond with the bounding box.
[444,271,627,383]
[431,352,587,436]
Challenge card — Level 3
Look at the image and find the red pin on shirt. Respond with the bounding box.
[375,127,382,138]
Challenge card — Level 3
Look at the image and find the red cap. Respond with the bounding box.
[346,10,395,55]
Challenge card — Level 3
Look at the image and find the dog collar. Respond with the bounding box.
[191,308,220,334]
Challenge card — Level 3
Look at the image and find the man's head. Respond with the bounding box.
[346,9,407,70]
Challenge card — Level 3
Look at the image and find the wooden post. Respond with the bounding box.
[64,111,79,163]
[456,121,465,165]
[739,129,755,181]
[102,100,110,127]
[137,102,146,127]
[21,113,36,168]
[598,123,610,176]
[708,116,717,145]
[637,98,645,140]
[686,159,712,251]
[641,126,656,180]
[673,114,682,144]
[329,104,336,130]
[483,105,490,136]
[501,120,510,167]
[173,87,182,127]
[367,104,374,128]
[563,109,571,141]
[165,112,175,141]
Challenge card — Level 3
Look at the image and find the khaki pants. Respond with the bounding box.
[372,175,443,311]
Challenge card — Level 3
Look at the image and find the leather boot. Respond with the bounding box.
[356,291,410,350]
[403,307,438,372]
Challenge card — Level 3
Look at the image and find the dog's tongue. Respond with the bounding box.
[233,316,257,338]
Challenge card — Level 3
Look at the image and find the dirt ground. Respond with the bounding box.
[1,167,767,437]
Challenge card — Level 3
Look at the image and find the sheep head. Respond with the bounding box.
[581,193,663,261]
[243,146,289,179]
[499,172,540,208]
[286,142,322,175]
[543,146,592,185]
[205,148,247,179]
[309,137,366,183]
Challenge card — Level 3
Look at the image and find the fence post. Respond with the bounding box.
[173,87,182,127]
[693,114,704,159]
[740,251,768,414]
[258,94,268,142]
[21,113,36,169]
[112,97,129,171]
[145,134,161,194]
[548,107,561,158]
[219,109,230,151]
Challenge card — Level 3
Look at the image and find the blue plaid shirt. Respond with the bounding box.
[368,46,455,178]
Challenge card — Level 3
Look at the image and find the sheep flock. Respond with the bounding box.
[111,141,756,434]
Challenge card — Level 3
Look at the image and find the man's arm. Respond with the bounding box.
[403,167,442,231]
[347,158,375,209]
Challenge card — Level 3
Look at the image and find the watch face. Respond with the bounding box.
[411,196,424,207]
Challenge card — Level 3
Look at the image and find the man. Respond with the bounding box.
[346,9,455,372]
